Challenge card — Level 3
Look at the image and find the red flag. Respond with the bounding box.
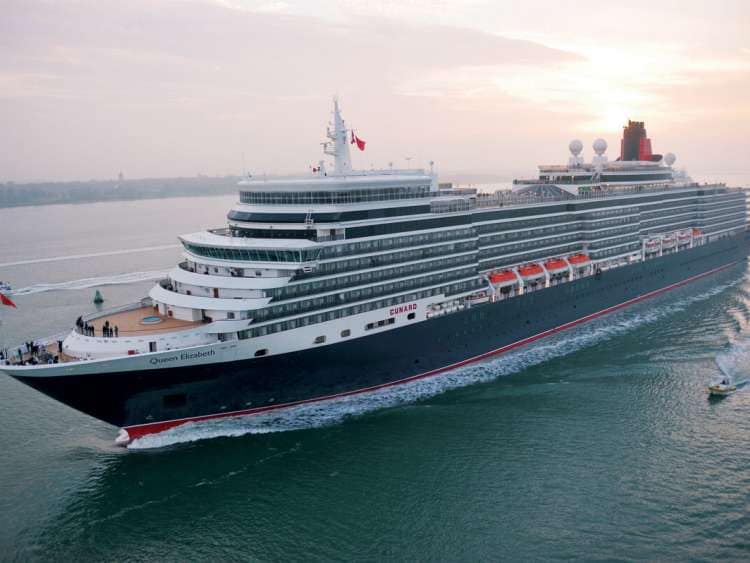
[351,131,366,151]
[352,132,366,151]
[0,293,16,308]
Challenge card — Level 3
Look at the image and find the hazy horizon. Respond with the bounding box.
[2,0,749,183]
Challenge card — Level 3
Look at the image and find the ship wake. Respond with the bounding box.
[716,335,750,382]
[9,270,169,296]
[128,276,742,449]
[0,243,180,268]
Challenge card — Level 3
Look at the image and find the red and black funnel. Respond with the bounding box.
[619,120,662,161]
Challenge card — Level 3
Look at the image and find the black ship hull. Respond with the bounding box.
[11,233,749,440]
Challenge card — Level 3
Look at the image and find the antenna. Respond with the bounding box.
[322,97,352,175]
[405,156,412,169]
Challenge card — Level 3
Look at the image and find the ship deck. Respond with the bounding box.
[88,306,201,337]
[4,307,203,366]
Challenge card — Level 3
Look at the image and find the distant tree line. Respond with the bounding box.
[0,176,244,208]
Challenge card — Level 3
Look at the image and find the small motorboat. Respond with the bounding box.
[0,281,11,292]
[708,378,737,397]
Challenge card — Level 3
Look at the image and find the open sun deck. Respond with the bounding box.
[86,306,202,337]
[2,305,207,366]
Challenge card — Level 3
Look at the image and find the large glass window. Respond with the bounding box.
[239,185,432,205]
[183,243,317,263]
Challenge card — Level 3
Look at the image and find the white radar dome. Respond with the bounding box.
[664,152,676,166]
[569,139,583,156]
[593,138,608,155]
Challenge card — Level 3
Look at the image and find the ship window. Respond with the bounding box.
[254,348,268,357]
[314,335,326,344]
[163,393,187,409]
[340,329,351,337]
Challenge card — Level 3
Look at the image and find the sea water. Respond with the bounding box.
[0,196,748,560]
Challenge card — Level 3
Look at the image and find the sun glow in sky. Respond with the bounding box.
[1,0,749,181]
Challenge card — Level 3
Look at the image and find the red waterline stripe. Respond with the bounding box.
[124,261,739,442]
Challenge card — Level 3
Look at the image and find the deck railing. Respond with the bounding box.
[75,298,154,335]
[475,183,736,209]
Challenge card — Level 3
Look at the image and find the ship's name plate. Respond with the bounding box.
[150,349,216,366]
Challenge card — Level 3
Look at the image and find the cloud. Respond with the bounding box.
[0,0,747,182]
[1,0,578,100]
[0,0,580,180]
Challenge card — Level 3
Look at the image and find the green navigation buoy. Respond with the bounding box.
[93,290,104,304]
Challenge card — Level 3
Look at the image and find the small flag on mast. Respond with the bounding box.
[0,293,16,308]
[351,131,366,151]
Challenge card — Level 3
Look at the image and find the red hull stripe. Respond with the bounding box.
[124,261,739,442]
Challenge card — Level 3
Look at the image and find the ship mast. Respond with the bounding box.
[323,97,353,175]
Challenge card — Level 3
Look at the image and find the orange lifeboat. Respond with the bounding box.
[567,253,590,266]
[692,228,702,236]
[518,264,545,279]
[490,270,517,285]
[544,258,568,273]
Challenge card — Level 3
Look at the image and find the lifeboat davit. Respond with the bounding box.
[544,258,568,273]
[518,264,545,280]
[489,270,517,287]
[567,253,590,267]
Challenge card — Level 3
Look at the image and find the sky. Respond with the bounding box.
[1,0,748,182]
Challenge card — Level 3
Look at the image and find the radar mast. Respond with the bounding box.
[323,97,353,175]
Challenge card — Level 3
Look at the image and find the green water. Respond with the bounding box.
[0,198,748,560]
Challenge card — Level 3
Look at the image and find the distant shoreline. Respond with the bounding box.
[0,187,241,210]
[7,171,738,209]
[0,176,244,209]
[0,172,518,209]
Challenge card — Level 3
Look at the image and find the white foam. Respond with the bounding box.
[0,244,180,268]
[10,270,169,296]
[128,276,742,449]
[716,334,750,381]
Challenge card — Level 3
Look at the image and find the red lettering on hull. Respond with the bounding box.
[389,303,417,316]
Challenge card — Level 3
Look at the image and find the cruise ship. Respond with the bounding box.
[2,101,747,445]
